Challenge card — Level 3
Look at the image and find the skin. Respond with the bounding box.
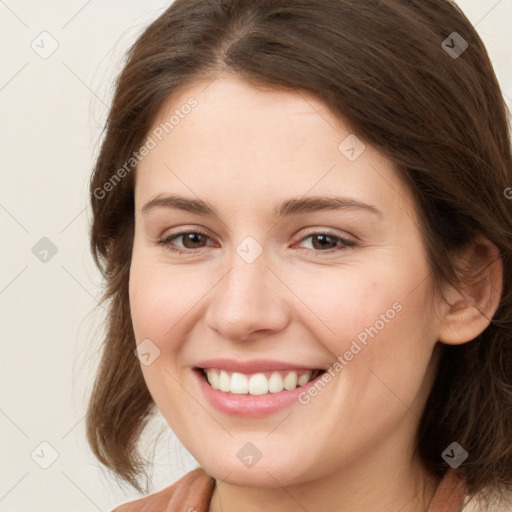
[129,73,502,511]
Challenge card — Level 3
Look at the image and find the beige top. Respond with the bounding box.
[112,466,469,511]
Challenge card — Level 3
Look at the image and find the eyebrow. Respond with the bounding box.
[141,194,383,219]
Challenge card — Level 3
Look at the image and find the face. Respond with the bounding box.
[129,74,443,488]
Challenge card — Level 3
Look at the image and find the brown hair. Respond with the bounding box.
[86,0,512,505]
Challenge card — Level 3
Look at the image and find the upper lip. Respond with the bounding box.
[195,358,323,373]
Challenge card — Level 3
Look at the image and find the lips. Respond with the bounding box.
[194,358,326,397]
[193,362,329,417]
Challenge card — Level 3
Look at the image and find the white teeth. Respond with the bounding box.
[268,371,284,393]
[206,369,219,390]
[203,369,315,395]
[219,370,231,392]
[248,373,268,395]
[297,371,311,386]
[231,372,249,394]
[283,371,298,391]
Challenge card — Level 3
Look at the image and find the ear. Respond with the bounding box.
[437,236,503,345]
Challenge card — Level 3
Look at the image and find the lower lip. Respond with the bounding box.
[193,368,326,418]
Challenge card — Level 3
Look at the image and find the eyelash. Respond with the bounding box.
[156,229,356,255]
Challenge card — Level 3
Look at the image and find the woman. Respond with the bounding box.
[86,0,512,510]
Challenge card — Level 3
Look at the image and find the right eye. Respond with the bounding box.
[157,230,215,253]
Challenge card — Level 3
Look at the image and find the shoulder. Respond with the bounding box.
[111,467,215,512]
[462,489,512,512]
[427,468,512,512]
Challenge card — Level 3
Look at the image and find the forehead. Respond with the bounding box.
[134,74,413,226]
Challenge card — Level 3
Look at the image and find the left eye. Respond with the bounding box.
[157,230,355,254]
[296,233,355,252]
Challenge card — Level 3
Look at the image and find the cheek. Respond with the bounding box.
[293,256,436,379]
[128,256,201,419]
[283,264,404,352]
[129,255,200,344]
[329,280,436,424]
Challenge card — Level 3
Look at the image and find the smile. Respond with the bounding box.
[201,368,322,396]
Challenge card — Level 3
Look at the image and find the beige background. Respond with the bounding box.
[0,1,511,510]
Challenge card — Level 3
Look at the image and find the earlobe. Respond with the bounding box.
[437,237,503,346]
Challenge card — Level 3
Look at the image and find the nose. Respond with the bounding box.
[204,252,290,341]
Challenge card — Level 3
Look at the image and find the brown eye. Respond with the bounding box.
[179,232,209,249]
[310,234,338,250]
[158,230,213,253]
[296,232,356,254]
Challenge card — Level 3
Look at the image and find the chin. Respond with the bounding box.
[196,449,319,489]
